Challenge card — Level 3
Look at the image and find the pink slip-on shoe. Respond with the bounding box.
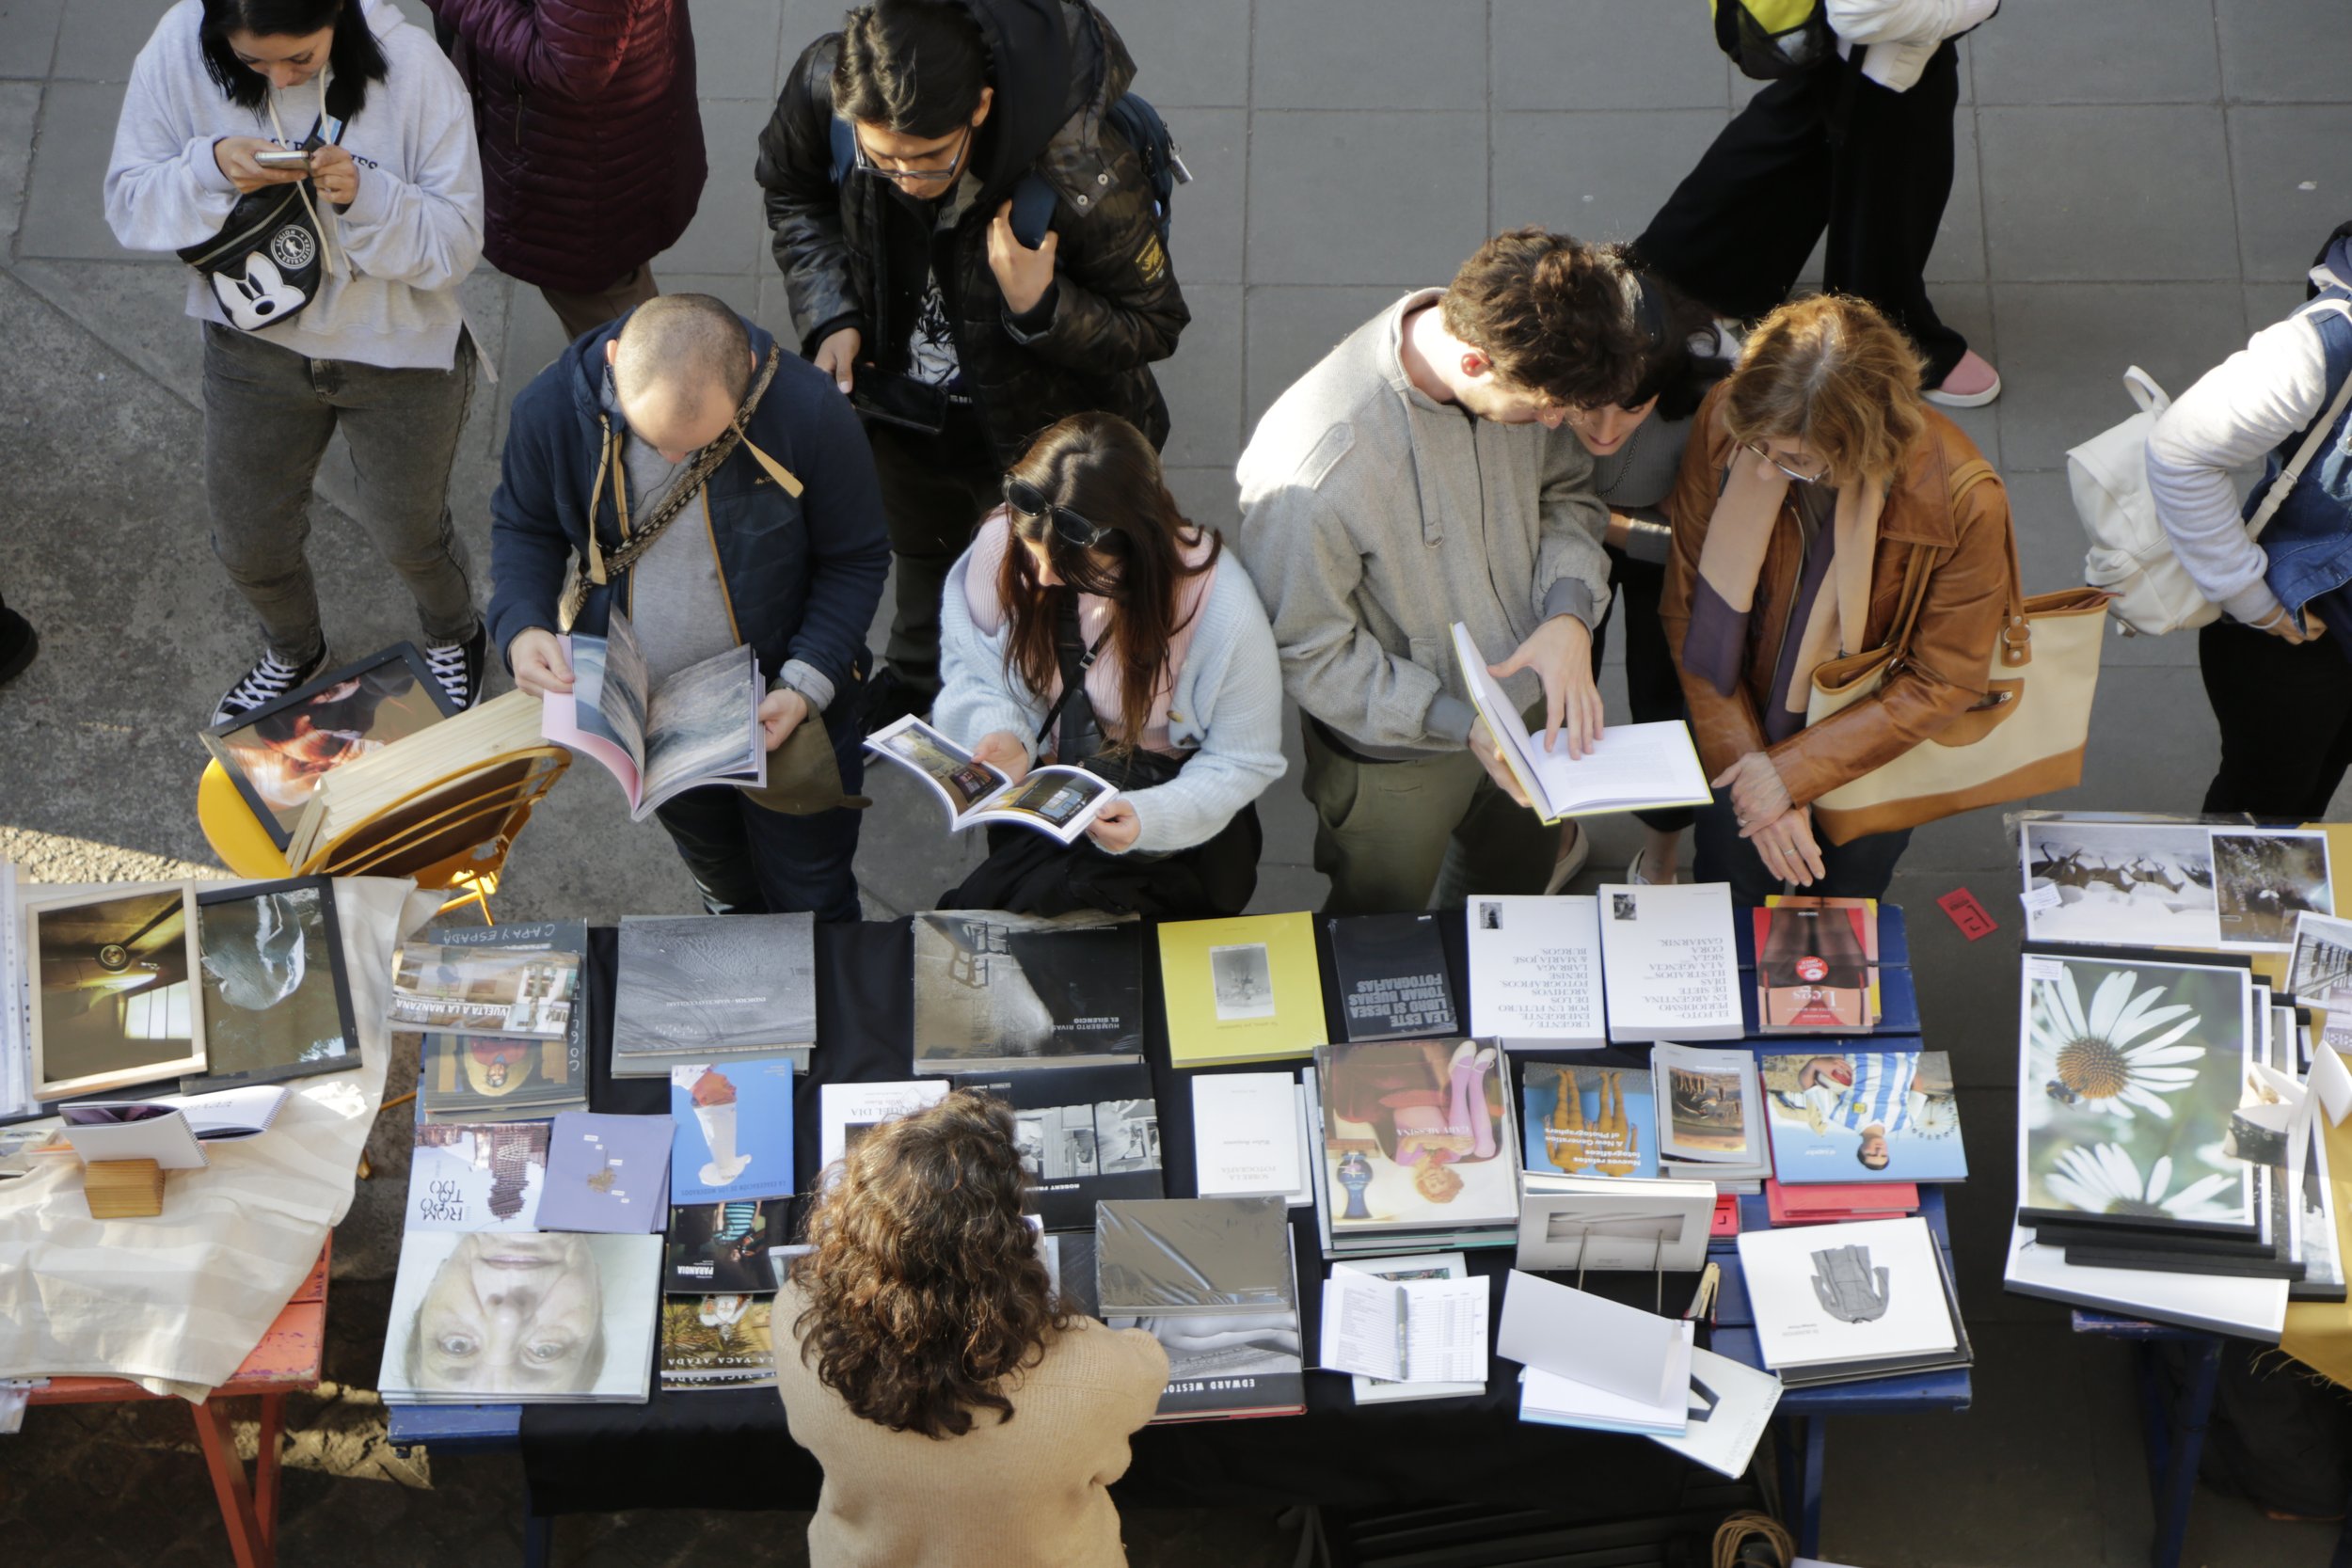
[1924,349,2001,408]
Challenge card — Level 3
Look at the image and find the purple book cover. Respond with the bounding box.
[537,1111,674,1232]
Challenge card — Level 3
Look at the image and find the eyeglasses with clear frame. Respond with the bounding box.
[1742,438,1832,485]
[849,121,974,186]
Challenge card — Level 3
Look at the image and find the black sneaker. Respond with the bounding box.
[0,608,36,687]
[424,624,487,711]
[213,643,331,727]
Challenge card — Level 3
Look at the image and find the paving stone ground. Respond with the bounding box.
[3,0,2351,1561]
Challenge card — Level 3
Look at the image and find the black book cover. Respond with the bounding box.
[913,912,1145,1069]
[1327,913,1458,1042]
[664,1196,792,1295]
[2058,1242,2304,1282]
[952,1063,1162,1230]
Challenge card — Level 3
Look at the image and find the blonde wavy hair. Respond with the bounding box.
[1722,294,1929,490]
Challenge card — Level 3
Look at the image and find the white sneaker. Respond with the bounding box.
[1627,848,1679,886]
[1543,825,1592,895]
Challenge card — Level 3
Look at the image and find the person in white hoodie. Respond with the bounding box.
[1633,0,2002,410]
[104,0,488,725]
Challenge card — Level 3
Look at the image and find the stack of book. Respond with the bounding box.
[1651,1042,1771,1190]
[611,913,816,1077]
[1753,896,1882,1033]
[399,922,591,1123]
[1737,1215,1972,1387]
[1596,882,1743,1045]
[1327,912,1458,1042]
[1757,1048,1967,1189]
[287,688,546,867]
[1465,895,1606,1051]
[1307,1039,1522,1258]
[912,911,1144,1074]
[1096,1196,1307,1420]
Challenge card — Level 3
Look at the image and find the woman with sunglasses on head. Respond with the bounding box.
[1659,293,2016,902]
[933,412,1282,919]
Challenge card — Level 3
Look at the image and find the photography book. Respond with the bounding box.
[56,1085,289,1171]
[378,1230,662,1404]
[1329,1253,1486,1404]
[1521,1059,1659,1181]
[538,1112,673,1232]
[1466,895,1606,1050]
[2288,911,2352,1011]
[1498,1268,1691,1413]
[1597,882,1742,1044]
[1158,912,1327,1069]
[1327,913,1457,1042]
[183,878,360,1093]
[912,911,1144,1073]
[1313,1039,1521,1250]
[1755,897,1880,1033]
[660,1296,777,1392]
[540,610,768,821]
[420,1032,588,1124]
[405,1121,550,1231]
[2017,948,2256,1238]
[200,641,461,853]
[1451,623,1711,825]
[612,913,816,1077]
[389,921,586,1042]
[669,1060,796,1207]
[865,715,1120,845]
[1097,1196,1306,1421]
[1760,1050,1966,1185]
[1518,1319,1698,1438]
[286,688,547,868]
[1192,1070,1311,1204]
[28,883,208,1101]
[1651,1043,1769,1180]
[951,1063,1162,1230]
[1318,1267,1488,1385]
[1513,1175,1718,1274]
[665,1196,792,1295]
[818,1079,950,1171]
[1737,1215,1969,1386]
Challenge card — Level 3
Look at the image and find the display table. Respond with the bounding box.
[389,907,1957,1564]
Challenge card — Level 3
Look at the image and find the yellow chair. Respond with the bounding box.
[196,747,571,925]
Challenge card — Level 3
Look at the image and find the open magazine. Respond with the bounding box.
[540,610,765,821]
[1450,623,1711,825]
[864,715,1118,845]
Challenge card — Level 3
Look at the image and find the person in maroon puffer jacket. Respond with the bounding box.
[426,0,707,340]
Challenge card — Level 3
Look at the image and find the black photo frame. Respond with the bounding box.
[182,876,362,1093]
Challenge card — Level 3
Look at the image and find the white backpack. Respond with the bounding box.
[2069,367,2217,637]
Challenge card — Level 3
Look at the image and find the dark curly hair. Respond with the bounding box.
[790,1089,1065,1439]
[1439,227,1649,410]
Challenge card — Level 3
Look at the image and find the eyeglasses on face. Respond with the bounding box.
[1741,438,1832,485]
[850,122,973,184]
[1004,477,1113,549]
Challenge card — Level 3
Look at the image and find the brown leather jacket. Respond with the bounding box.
[1659,384,2017,809]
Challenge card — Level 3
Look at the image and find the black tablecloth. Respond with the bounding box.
[519,918,1702,1517]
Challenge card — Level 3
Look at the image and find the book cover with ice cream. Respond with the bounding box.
[669,1058,797,1206]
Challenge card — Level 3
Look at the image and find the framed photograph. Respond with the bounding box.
[29,883,208,1101]
[2019,819,2219,948]
[201,642,460,852]
[2211,830,2334,950]
[182,877,359,1093]
[2287,911,2352,1011]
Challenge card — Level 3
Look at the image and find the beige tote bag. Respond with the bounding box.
[1804,461,2112,844]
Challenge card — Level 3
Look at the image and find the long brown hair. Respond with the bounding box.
[1722,293,1929,490]
[790,1090,1064,1439]
[996,413,1221,752]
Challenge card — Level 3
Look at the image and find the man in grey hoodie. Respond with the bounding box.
[1235,229,1651,915]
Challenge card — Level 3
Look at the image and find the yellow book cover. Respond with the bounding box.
[1158,912,1327,1068]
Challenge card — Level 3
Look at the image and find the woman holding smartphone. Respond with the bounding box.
[104,0,487,726]
[932,412,1283,920]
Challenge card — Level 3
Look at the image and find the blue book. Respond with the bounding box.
[669,1058,797,1206]
[1757,1048,1968,1184]
[1520,1061,1660,1181]
[537,1111,674,1232]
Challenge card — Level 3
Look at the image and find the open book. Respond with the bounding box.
[1450,623,1711,825]
[540,610,766,821]
[864,715,1118,845]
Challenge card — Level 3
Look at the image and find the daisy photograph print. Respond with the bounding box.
[2017,953,2254,1231]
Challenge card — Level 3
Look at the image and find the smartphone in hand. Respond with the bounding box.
[252,148,311,171]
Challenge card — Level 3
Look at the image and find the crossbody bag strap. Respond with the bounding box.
[1034,593,1114,754]
[2247,299,2352,543]
[592,344,784,585]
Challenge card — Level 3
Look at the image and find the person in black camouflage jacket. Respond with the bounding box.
[755,0,1188,726]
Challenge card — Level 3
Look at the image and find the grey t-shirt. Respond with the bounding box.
[599,372,734,686]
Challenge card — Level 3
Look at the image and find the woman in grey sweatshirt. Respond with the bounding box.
[104,0,487,727]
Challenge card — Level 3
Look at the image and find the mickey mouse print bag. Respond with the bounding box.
[176,120,337,333]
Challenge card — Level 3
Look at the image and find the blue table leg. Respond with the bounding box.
[2140,1338,2220,1568]
[1799,1416,1826,1557]
[523,1476,553,1568]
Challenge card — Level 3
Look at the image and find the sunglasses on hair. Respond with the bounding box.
[1003,477,1113,549]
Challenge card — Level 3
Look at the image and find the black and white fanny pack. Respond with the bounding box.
[177,103,344,334]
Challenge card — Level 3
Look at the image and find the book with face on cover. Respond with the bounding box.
[1158,913,1327,1069]
[378,1230,662,1404]
[1761,1050,1966,1184]
[1466,895,1606,1050]
[611,913,815,1076]
[405,1120,550,1231]
[912,911,1145,1073]
[539,610,767,821]
[1327,913,1458,1042]
[668,1060,796,1207]
[1597,883,1743,1044]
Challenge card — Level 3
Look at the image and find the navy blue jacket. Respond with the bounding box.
[486,314,889,710]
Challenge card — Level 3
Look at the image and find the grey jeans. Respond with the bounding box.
[201,323,480,663]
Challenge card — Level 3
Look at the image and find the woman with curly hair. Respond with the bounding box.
[777,1089,1168,1567]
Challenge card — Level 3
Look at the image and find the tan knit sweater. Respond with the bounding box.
[773,1283,1170,1568]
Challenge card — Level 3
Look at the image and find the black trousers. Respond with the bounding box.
[1590,546,1696,832]
[1692,797,1913,905]
[650,705,868,924]
[867,407,1000,705]
[1634,43,1968,384]
[2199,619,2352,818]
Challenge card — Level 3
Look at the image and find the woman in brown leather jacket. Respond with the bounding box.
[1659,294,2015,901]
